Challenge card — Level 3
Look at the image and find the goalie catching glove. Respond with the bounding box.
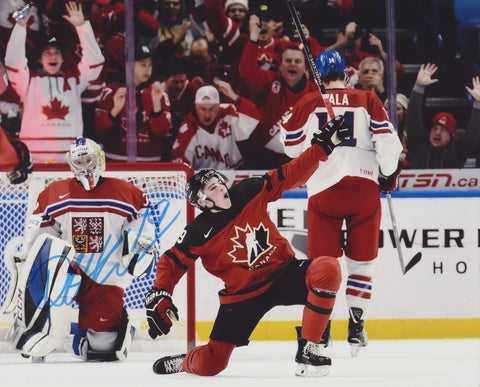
[311,115,351,155]
[122,231,155,278]
[378,161,402,194]
[7,140,33,184]
[145,288,179,339]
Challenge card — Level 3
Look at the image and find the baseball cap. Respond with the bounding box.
[41,37,64,53]
[224,0,248,11]
[135,45,152,61]
[253,2,283,21]
[195,86,220,104]
[385,93,409,110]
[431,112,457,137]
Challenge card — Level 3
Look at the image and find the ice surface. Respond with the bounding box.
[0,339,478,387]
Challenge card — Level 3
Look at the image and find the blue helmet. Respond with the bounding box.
[315,50,346,78]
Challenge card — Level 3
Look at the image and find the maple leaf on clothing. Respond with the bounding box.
[42,97,69,120]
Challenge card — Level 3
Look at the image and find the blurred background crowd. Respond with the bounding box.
[0,0,479,170]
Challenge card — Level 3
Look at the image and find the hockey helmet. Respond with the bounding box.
[186,169,228,209]
[315,50,346,78]
[66,137,105,191]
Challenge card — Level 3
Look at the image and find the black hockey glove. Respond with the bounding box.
[6,140,33,184]
[311,115,351,155]
[145,288,179,339]
[378,161,402,194]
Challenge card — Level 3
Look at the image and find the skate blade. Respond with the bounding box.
[295,363,329,377]
[350,343,364,357]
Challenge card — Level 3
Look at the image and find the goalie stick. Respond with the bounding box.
[283,0,336,120]
[386,193,422,274]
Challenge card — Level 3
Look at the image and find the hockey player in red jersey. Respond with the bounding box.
[146,115,351,377]
[4,137,155,361]
[281,50,403,356]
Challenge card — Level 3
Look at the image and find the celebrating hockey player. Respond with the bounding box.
[3,137,156,361]
[145,115,350,377]
[281,50,403,356]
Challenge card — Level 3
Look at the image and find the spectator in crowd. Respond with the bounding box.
[224,0,249,34]
[160,57,203,159]
[384,93,409,167]
[162,58,202,128]
[4,1,104,163]
[170,81,260,170]
[94,45,171,161]
[281,50,403,357]
[204,0,326,96]
[354,56,386,102]
[329,21,404,83]
[406,63,480,169]
[186,36,219,82]
[238,43,318,169]
[149,0,193,55]
[0,60,21,140]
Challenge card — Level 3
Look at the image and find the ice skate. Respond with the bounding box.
[348,308,368,357]
[294,326,331,377]
[153,354,186,374]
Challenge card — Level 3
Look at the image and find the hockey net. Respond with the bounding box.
[0,162,196,353]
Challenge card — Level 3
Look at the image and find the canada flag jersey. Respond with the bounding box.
[154,144,328,304]
[5,22,104,163]
[281,88,403,196]
[23,177,154,288]
[171,98,260,169]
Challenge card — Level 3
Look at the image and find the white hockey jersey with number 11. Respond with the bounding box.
[281,88,403,196]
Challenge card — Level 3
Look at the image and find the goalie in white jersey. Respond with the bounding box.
[281,50,402,356]
[3,137,156,362]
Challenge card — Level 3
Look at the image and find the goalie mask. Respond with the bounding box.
[186,169,228,210]
[66,137,105,191]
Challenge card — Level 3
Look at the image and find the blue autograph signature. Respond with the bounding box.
[23,199,181,308]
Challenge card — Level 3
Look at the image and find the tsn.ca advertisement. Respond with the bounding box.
[222,168,480,192]
[194,169,479,323]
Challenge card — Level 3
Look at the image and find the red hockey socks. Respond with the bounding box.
[301,256,341,343]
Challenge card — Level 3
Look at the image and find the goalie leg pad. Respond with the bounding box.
[11,234,79,358]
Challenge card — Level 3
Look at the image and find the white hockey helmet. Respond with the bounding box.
[66,137,105,191]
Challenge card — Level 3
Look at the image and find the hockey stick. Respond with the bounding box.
[386,193,422,274]
[283,0,336,120]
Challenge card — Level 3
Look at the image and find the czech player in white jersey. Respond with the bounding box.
[281,50,403,356]
[4,138,155,362]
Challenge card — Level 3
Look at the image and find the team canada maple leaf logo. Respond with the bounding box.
[228,223,273,266]
[42,97,69,120]
[218,121,232,138]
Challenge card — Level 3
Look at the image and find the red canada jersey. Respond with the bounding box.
[154,144,328,304]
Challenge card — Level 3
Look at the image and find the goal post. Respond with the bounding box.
[0,162,196,352]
